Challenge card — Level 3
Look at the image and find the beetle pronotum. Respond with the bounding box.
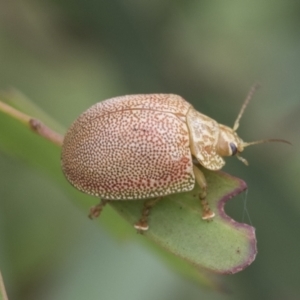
[61,85,288,231]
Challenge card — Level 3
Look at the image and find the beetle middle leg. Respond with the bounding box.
[89,199,109,219]
[134,197,162,232]
[193,165,215,220]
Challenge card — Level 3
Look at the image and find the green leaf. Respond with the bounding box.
[0,94,256,288]
[112,168,256,274]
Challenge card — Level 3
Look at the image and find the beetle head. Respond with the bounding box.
[216,124,245,159]
[216,84,290,166]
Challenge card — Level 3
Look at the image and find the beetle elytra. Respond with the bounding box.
[61,85,288,231]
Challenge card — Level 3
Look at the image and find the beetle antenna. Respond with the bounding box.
[237,139,291,166]
[236,154,249,166]
[233,83,261,132]
[242,138,291,148]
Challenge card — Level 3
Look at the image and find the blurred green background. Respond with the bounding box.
[0,0,299,299]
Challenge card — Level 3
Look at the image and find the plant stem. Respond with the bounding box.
[0,100,63,146]
[0,272,8,300]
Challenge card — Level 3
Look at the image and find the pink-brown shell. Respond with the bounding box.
[61,94,196,200]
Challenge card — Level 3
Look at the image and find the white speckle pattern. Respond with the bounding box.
[61,94,195,200]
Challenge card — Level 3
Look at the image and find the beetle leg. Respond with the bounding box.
[89,199,109,219]
[134,197,161,232]
[193,165,215,220]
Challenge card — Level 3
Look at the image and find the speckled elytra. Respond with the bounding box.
[61,85,287,231]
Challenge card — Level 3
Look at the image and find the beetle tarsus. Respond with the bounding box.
[200,197,215,220]
[134,222,149,233]
[88,199,109,219]
[201,209,215,220]
[134,197,161,231]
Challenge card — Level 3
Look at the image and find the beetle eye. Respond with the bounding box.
[229,142,238,156]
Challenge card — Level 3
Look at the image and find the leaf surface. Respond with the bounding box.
[112,168,256,274]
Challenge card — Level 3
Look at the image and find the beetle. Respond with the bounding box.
[61,85,287,231]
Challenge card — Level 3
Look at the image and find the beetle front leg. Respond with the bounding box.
[134,197,162,232]
[193,165,215,220]
[89,199,109,219]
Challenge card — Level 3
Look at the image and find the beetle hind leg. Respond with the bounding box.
[89,199,109,219]
[193,165,215,220]
[134,197,162,232]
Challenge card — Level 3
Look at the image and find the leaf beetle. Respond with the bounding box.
[61,85,288,231]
